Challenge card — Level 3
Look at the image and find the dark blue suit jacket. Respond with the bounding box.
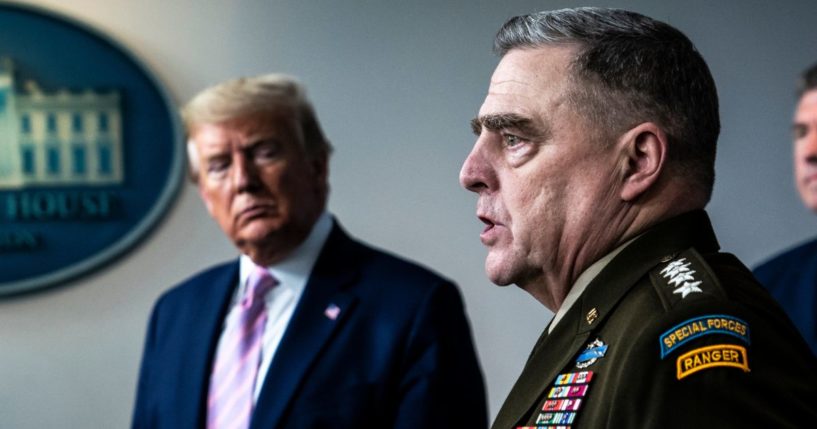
[131,223,488,428]
[753,237,817,355]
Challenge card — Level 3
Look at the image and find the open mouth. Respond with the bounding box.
[478,215,501,244]
[479,216,495,233]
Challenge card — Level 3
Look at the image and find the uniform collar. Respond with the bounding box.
[548,235,638,333]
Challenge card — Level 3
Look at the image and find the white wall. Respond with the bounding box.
[1,1,816,427]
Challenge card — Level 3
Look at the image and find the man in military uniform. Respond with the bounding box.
[460,7,817,428]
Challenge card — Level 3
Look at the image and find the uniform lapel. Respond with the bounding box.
[492,210,720,428]
[250,224,360,429]
[492,302,591,428]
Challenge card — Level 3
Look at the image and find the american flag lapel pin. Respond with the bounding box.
[324,303,341,320]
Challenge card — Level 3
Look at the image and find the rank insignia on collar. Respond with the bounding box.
[575,338,608,369]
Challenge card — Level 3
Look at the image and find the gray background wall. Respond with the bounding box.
[1,0,815,427]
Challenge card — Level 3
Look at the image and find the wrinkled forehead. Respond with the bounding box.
[481,45,578,117]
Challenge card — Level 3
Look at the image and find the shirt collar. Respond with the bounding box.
[238,211,333,297]
[548,235,638,333]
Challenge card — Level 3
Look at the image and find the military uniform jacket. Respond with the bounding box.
[492,210,817,429]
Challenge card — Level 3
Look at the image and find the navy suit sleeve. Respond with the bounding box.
[393,281,488,428]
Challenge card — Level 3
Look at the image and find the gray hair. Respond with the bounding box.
[797,63,817,99]
[494,7,720,202]
[182,74,332,180]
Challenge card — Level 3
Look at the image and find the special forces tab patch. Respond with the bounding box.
[676,344,750,380]
[659,315,751,358]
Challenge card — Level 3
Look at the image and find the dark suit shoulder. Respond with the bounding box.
[359,243,450,283]
[346,241,464,314]
[175,260,235,286]
[153,260,237,312]
[323,223,453,288]
[753,236,817,284]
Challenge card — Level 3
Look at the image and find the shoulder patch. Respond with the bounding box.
[676,344,750,379]
[650,249,725,309]
[659,314,751,358]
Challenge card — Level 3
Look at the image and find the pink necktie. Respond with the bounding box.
[207,266,277,429]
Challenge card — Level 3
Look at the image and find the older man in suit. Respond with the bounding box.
[131,74,487,429]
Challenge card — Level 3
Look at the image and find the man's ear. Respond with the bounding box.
[310,150,330,197]
[311,150,329,181]
[618,122,667,202]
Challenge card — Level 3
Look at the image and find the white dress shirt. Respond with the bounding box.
[219,211,333,401]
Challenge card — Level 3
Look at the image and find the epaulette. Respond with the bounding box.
[648,249,754,381]
[648,248,727,311]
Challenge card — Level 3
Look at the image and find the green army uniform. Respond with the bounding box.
[492,210,817,428]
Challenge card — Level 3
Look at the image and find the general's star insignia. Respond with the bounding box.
[673,281,702,298]
[661,257,703,299]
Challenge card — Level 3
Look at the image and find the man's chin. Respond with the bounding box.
[485,259,516,286]
[800,193,817,213]
[232,226,281,250]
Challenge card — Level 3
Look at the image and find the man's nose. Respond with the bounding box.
[459,140,494,193]
[802,126,817,162]
[232,155,261,193]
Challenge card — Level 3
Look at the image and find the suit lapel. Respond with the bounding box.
[183,262,239,428]
[250,224,361,429]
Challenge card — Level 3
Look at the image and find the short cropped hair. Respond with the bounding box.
[797,63,817,99]
[182,74,332,180]
[494,7,720,202]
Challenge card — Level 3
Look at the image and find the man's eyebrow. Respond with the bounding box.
[471,113,548,139]
[470,117,483,135]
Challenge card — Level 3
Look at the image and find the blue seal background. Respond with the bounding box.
[0,4,182,295]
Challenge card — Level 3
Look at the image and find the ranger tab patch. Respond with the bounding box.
[676,344,750,380]
[659,314,750,358]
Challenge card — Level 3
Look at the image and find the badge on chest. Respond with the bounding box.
[518,338,610,428]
